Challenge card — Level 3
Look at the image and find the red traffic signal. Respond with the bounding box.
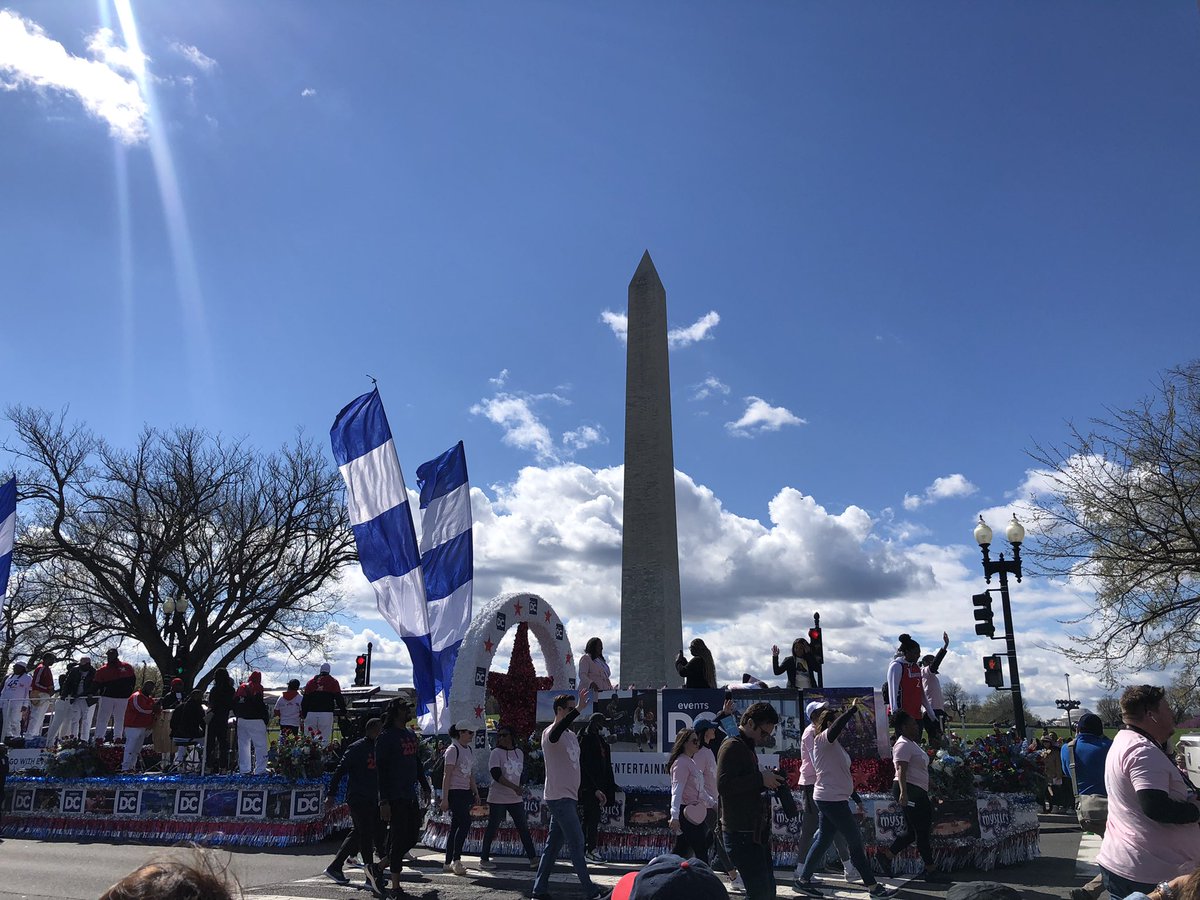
[356,655,367,667]
[983,654,1004,689]
[354,654,368,686]
[807,627,823,666]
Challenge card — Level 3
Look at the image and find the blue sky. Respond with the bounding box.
[2,3,1199,719]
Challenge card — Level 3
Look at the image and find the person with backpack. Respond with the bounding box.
[234,671,270,775]
[1063,713,1113,900]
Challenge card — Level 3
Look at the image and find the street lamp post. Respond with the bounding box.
[1065,674,1074,730]
[974,514,1028,738]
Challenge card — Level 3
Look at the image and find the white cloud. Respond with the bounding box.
[725,397,806,437]
[300,87,317,97]
[599,310,720,350]
[489,369,509,387]
[692,375,731,402]
[0,11,148,143]
[903,473,978,510]
[668,311,720,348]
[86,27,146,76]
[170,41,217,73]
[600,310,627,343]
[470,393,558,462]
[562,425,607,451]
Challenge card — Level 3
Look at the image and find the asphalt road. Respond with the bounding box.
[0,812,1088,900]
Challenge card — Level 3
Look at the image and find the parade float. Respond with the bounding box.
[1,730,349,847]
[418,593,1043,873]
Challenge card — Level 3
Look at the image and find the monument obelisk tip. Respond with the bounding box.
[632,250,660,284]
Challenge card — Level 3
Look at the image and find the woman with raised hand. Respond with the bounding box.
[772,638,814,690]
[676,638,717,689]
[794,699,895,898]
[879,711,941,880]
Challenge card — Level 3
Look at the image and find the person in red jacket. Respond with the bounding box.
[302,663,346,747]
[122,681,160,772]
[28,653,56,738]
[93,649,137,741]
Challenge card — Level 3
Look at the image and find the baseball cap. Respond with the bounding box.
[319,663,331,674]
[454,720,475,735]
[693,718,717,736]
[13,661,27,671]
[805,700,828,720]
[612,855,728,900]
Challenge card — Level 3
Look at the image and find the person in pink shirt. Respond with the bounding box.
[480,723,537,869]
[879,710,940,880]
[578,638,614,692]
[794,699,894,898]
[794,701,856,887]
[693,718,743,891]
[668,727,715,862]
[439,721,480,875]
[532,687,602,900]
[1096,685,1200,900]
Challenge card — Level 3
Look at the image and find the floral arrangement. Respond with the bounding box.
[46,738,107,778]
[851,756,895,793]
[523,729,546,786]
[273,729,327,781]
[487,622,552,739]
[964,732,1046,795]
[929,737,976,800]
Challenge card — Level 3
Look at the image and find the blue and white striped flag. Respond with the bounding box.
[416,442,473,734]
[0,477,15,613]
[330,390,437,726]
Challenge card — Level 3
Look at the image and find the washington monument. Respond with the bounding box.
[620,251,684,688]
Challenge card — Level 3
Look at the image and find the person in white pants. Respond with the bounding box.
[92,649,137,742]
[301,663,346,748]
[1,661,33,739]
[235,672,270,775]
[121,682,159,772]
[27,653,57,737]
[46,657,94,745]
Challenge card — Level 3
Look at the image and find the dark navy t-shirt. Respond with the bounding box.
[377,726,423,802]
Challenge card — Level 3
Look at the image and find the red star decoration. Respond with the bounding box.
[513,600,523,616]
[474,705,484,719]
[565,652,573,664]
[484,637,494,653]
[545,610,553,622]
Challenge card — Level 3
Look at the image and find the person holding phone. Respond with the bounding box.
[879,710,940,880]
[676,639,717,689]
[794,699,895,898]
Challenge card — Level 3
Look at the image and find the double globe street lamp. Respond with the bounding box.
[974,513,1028,738]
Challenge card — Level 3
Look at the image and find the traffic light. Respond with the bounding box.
[984,654,1004,689]
[973,591,996,638]
[354,654,367,687]
[808,626,823,666]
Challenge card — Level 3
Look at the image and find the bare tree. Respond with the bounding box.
[1094,695,1123,726]
[1029,361,1200,684]
[4,407,357,689]
[0,566,114,675]
[941,678,977,724]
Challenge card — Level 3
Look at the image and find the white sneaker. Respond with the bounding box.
[844,865,862,884]
[730,873,747,894]
[443,863,454,873]
[452,861,468,876]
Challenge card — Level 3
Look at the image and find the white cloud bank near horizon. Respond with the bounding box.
[309,459,1113,721]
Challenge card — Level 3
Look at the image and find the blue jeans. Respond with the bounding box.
[533,798,595,895]
[1100,867,1155,900]
[799,800,876,887]
[724,831,776,900]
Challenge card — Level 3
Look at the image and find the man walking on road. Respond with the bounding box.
[327,717,386,896]
[718,700,786,900]
[377,698,432,896]
[532,688,603,900]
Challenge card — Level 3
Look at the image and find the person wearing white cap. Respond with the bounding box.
[794,700,857,888]
[1,661,33,739]
[46,656,95,744]
[302,662,346,747]
[440,720,480,875]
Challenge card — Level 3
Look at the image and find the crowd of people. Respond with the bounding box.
[11,629,1200,900]
[0,651,351,775]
